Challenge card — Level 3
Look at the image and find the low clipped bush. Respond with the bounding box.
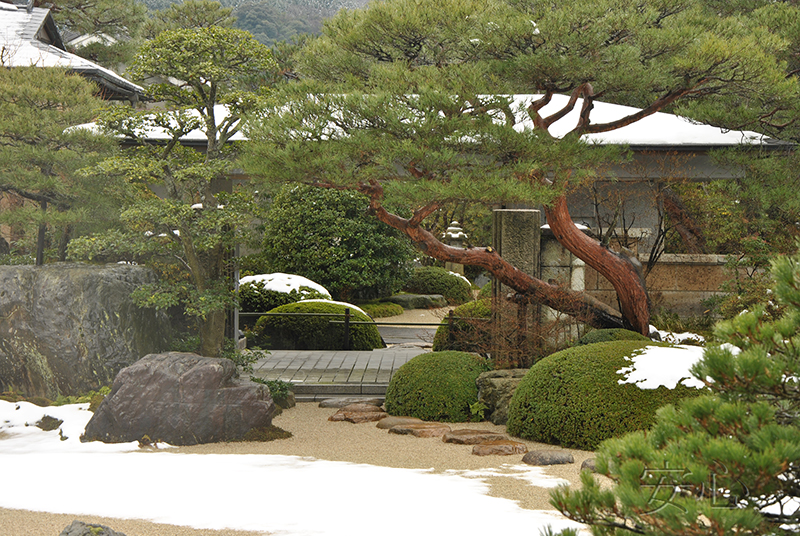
[359,301,404,318]
[575,328,649,346]
[253,301,384,350]
[506,340,704,450]
[432,299,492,352]
[385,351,491,422]
[403,266,472,305]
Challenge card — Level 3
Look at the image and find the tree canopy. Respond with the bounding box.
[243,0,799,334]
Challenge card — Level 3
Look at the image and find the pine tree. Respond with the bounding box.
[551,247,800,535]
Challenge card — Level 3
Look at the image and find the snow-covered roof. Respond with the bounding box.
[511,94,775,149]
[0,4,144,102]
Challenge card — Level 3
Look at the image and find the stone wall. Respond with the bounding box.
[585,253,731,316]
[0,263,171,398]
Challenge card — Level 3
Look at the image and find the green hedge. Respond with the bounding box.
[403,266,472,305]
[239,281,329,313]
[506,340,704,450]
[575,328,650,346]
[385,351,490,422]
[431,299,492,352]
[253,301,384,350]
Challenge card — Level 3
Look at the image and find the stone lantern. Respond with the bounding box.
[442,221,467,275]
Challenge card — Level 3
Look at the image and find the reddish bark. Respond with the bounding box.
[356,180,627,330]
[544,195,651,335]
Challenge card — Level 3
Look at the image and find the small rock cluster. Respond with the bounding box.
[59,520,126,536]
[326,399,583,464]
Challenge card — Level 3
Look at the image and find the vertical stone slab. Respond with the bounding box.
[491,210,541,367]
[492,209,541,299]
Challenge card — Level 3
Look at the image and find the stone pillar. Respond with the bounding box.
[491,209,541,367]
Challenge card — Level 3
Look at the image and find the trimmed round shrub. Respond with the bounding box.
[432,299,492,352]
[575,328,649,346]
[385,351,491,422]
[506,340,703,450]
[404,266,472,305]
[239,282,329,313]
[253,301,384,350]
[477,281,492,300]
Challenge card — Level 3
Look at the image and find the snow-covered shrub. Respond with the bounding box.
[238,273,330,312]
[506,340,705,450]
[403,266,472,305]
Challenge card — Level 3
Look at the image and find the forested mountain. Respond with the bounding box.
[142,0,370,45]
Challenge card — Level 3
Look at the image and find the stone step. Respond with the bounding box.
[291,382,390,402]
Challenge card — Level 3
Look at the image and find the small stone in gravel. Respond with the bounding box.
[472,440,528,456]
[389,422,452,438]
[328,403,388,423]
[60,520,126,536]
[319,397,384,408]
[522,449,575,466]
[580,458,597,472]
[442,429,508,444]
[376,416,424,429]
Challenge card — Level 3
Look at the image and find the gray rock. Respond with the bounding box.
[476,369,528,425]
[0,263,170,399]
[82,352,277,445]
[522,449,575,466]
[385,294,447,309]
[471,440,528,456]
[60,520,126,536]
[581,457,597,472]
[319,397,384,408]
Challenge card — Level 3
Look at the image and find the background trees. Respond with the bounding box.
[243,0,799,334]
[261,184,415,301]
[0,67,122,265]
[69,26,275,357]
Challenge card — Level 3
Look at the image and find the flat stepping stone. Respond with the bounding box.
[471,440,528,456]
[328,403,388,423]
[522,449,575,466]
[389,422,452,438]
[376,416,424,429]
[319,397,384,408]
[442,429,508,444]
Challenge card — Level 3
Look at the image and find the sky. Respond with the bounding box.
[0,340,711,535]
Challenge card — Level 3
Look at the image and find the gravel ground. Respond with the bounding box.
[0,403,597,536]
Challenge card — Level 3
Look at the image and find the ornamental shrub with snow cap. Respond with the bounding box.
[506,340,705,450]
[403,266,473,305]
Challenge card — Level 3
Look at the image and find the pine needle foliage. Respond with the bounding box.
[551,247,800,535]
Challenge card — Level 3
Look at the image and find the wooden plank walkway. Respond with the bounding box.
[250,347,430,401]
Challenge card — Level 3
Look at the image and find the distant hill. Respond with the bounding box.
[142,0,370,46]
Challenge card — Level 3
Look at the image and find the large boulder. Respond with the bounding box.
[82,352,277,445]
[0,263,170,399]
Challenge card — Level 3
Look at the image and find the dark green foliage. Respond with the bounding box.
[551,245,800,535]
[358,301,404,318]
[253,301,384,350]
[250,377,294,407]
[574,328,650,346]
[432,299,492,352]
[404,266,473,305]
[240,425,293,442]
[477,282,492,300]
[262,185,415,302]
[35,415,63,431]
[506,341,703,450]
[238,281,328,312]
[384,351,491,422]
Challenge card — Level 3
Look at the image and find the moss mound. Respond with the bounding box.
[404,266,472,305]
[575,328,649,346]
[359,301,404,318]
[254,301,384,350]
[385,351,490,422]
[432,299,492,352]
[506,340,703,450]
